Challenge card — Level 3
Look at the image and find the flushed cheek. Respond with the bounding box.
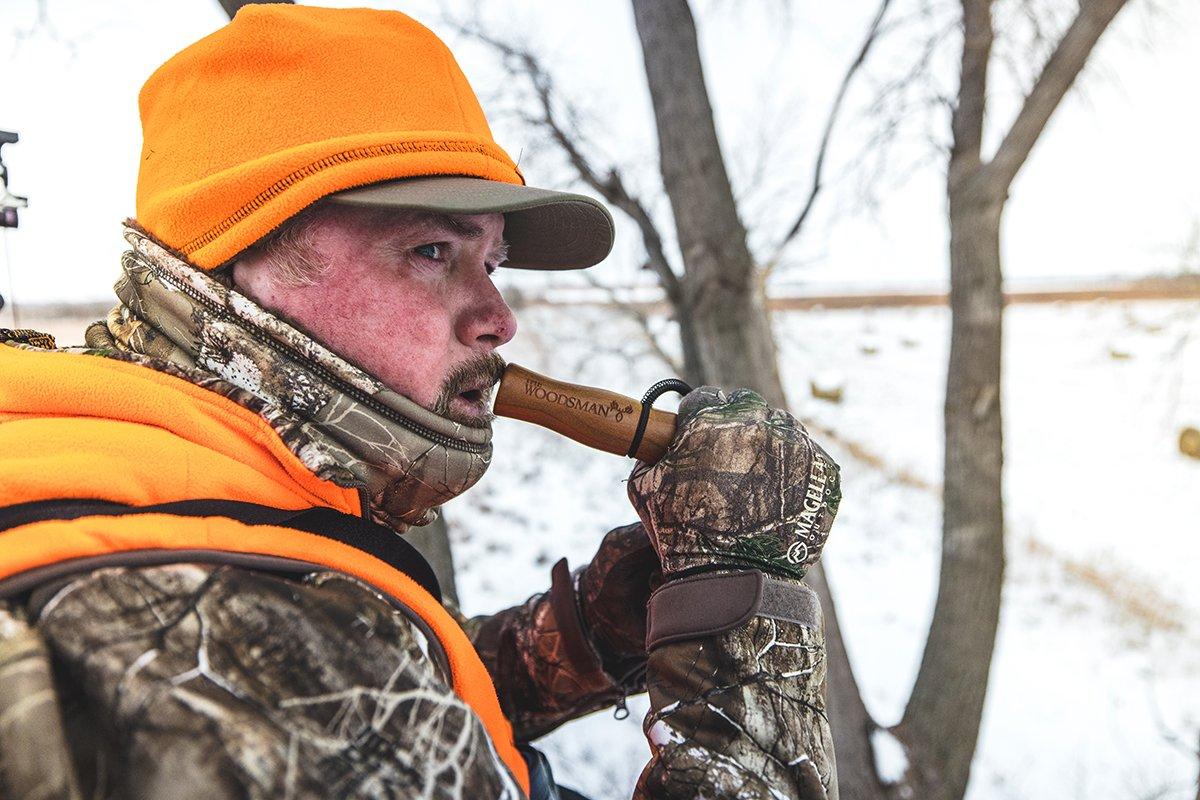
[297,278,453,406]
[359,313,453,405]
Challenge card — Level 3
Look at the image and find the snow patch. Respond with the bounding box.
[647,719,684,747]
[871,727,909,785]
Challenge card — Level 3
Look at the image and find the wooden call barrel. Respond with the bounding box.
[493,364,678,463]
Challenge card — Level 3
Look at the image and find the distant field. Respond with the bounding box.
[514,275,1200,311]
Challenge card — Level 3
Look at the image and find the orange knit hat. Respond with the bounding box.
[136,5,612,271]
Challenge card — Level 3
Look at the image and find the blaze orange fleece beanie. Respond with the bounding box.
[136,5,524,270]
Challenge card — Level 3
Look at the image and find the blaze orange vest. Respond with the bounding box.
[0,343,530,794]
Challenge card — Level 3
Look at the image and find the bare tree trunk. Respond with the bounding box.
[807,564,890,800]
[898,179,1006,800]
[892,6,1004,798]
[894,3,1130,798]
[630,2,885,797]
[631,0,781,401]
[674,299,707,387]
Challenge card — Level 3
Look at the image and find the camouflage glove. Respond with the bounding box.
[575,521,663,681]
[463,522,662,741]
[627,387,841,582]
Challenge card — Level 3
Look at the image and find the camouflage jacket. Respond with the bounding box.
[0,239,836,799]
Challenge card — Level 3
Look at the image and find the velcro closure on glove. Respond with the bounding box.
[646,570,821,650]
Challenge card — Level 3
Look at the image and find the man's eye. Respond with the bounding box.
[414,243,444,261]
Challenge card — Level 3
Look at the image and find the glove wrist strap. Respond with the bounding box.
[646,569,820,650]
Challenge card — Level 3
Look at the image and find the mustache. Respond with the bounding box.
[432,351,507,424]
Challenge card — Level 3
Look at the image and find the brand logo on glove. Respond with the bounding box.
[523,379,635,422]
[785,540,809,564]
[788,454,832,563]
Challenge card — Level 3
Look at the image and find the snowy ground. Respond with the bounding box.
[447,298,1200,800]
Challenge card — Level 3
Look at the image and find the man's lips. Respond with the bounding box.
[453,384,494,413]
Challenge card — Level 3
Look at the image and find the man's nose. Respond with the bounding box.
[457,271,517,350]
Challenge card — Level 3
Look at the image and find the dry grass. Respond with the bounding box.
[808,421,937,493]
[1024,538,1187,635]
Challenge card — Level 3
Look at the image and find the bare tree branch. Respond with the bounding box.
[1144,678,1200,800]
[580,271,684,376]
[950,0,994,175]
[809,11,957,251]
[444,19,685,308]
[768,0,894,268]
[986,0,1132,193]
[11,0,84,56]
[992,0,1067,100]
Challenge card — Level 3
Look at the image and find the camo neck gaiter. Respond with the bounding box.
[88,226,493,531]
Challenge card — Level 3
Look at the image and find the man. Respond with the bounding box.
[0,6,841,799]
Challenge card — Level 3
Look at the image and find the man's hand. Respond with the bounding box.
[576,522,662,680]
[462,522,662,741]
[628,388,841,799]
[628,387,841,582]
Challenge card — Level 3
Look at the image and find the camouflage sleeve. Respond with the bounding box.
[0,604,81,800]
[458,522,661,743]
[635,574,837,800]
[26,564,526,799]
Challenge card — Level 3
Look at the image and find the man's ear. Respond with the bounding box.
[227,255,279,305]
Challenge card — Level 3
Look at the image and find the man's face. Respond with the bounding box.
[232,205,516,427]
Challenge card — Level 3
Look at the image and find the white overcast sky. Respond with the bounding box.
[2,0,1198,305]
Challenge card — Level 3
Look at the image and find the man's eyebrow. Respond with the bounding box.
[407,212,484,239]
[406,212,509,260]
